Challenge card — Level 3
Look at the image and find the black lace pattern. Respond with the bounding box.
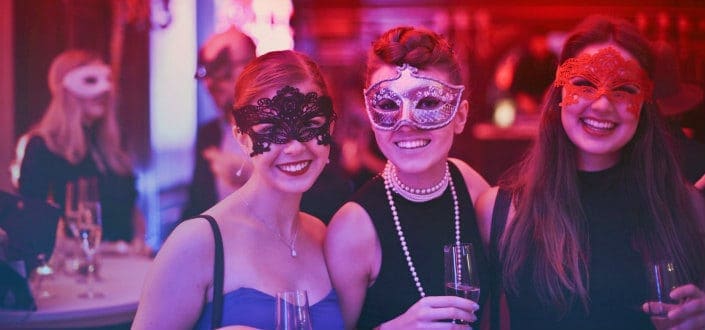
[233,86,336,156]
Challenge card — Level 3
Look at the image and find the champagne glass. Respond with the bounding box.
[276,290,313,330]
[77,196,104,298]
[645,260,681,318]
[444,243,481,325]
[61,181,83,275]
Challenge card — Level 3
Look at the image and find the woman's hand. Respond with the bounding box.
[378,296,479,329]
[643,284,705,330]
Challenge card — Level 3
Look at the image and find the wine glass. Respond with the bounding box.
[444,243,481,325]
[77,200,104,298]
[60,181,83,275]
[645,260,681,318]
[276,290,313,330]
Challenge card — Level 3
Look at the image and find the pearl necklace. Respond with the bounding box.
[389,162,450,202]
[382,161,461,297]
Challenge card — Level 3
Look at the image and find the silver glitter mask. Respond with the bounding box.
[364,64,464,131]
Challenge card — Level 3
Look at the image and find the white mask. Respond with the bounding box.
[62,64,112,99]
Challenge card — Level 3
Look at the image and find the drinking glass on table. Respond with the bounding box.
[76,177,104,298]
[444,243,481,325]
[276,290,313,330]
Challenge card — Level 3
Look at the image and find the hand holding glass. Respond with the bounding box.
[645,261,681,317]
[444,243,481,324]
[276,290,313,330]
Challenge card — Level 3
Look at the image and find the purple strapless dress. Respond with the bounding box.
[193,288,343,329]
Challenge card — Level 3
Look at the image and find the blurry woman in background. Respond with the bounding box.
[325,26,489,329]
[476,15,705,329]
[133,50,343,329]
[12,49,147,252]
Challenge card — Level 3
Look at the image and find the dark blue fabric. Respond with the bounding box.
[193,288,343,330]
[18,136,137,242]
[504,164,653,330]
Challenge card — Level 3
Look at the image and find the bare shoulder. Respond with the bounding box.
[448,157,490,204]
[326,202,376,248]
[299,211,328,242]
[153,218,215,278]
[325,201,378,273]
[475,186,500,247]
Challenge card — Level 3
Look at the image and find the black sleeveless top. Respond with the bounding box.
[354,162,489,329]
[498,164,653,330]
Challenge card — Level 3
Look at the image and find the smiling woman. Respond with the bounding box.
[324,26,491,330]
[474,15,705,330]
[132,50,344,330]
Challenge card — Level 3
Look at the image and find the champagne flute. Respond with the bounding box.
[645,260,681,318]
[77,199,104,298]
[444,243,481,325]
[276,290,313,330]
[62,181,83,275]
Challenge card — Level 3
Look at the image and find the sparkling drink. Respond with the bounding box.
[445,283,481,302]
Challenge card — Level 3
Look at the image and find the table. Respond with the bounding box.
[0,254,152,329]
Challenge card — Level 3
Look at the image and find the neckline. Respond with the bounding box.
[220,287,336,307]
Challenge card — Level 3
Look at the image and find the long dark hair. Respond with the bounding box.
[500,15,705,311]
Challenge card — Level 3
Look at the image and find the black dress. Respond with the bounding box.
[354,162,489,329]
[18,136,137,242]
[503,164,653,330]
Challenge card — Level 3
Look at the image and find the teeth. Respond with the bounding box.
[582,118,615,130]
[277,161,311,173]
[395,139,430,149]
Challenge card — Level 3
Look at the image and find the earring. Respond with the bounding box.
[235,161,245,177]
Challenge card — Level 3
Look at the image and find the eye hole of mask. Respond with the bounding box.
[416,96,442,110]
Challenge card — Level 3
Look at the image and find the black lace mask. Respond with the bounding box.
[233,86,336,156]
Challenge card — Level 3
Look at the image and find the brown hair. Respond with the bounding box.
[232,50,330,120]
[500,15,705,312]
[365,26,463,89]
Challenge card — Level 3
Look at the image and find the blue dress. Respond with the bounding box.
[193,287,344,329]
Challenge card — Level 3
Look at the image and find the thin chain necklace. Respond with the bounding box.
[382,161,461,297]
[246,201,300,257]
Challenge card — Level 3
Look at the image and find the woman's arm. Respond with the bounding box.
[324,202,378,329]
[132,220,214,329]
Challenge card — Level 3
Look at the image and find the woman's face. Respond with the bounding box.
[63,61,112,124]
[557,42,652,170]
[235,81,333,194]
[365,64,468,174]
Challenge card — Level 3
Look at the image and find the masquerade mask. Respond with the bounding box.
[364,64,464,131]
[62,64,112,99]
[233,86,336,156]
[554,47,653,115]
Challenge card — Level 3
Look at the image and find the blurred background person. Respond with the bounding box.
[182,27,257,220]
[652,40,705,184]
[11,49,148,253]
[509,31,558,118]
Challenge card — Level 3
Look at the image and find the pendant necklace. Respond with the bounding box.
[246,201,300,257]
[382,161,461,297]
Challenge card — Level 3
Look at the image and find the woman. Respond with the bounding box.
[325,26,489,329]
[475,15,705,329]
[13,49,146,251]
[132,50,343,329]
